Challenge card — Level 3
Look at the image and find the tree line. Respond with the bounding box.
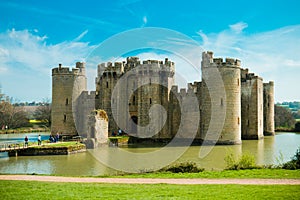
[0,89,51,130]
[0,87,299,132]
[275,105,300,132]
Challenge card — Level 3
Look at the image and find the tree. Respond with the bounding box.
[33,102,51,127]
[275,105,295,128]
[0,100,29,129]
[0,87,30,129]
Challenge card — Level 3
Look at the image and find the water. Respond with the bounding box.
[0,132,50,143]
[0,132,299,175]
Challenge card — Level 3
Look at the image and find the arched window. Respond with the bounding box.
[65,98,69,105]
[63,114,67,123]
[150,98,152,104]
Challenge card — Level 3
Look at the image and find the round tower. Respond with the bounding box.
[263,81,275,136]
[201,52,241,144]
[51,62,86,136]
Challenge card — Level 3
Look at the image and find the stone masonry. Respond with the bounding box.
[51,51,275,144]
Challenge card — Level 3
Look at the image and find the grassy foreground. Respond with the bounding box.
[110,169,300,179]
[0,180,299,200]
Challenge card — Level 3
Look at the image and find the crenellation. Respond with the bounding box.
[213,58,223,64]
[203,52,241,68]
[76,61,85,68]
[52,63,86,76]
[235,59,241,66]
[225,58,235,65]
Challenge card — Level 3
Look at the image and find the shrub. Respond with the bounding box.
[282,147,300,170]
[161,162,204,173]
[225,151,257,170]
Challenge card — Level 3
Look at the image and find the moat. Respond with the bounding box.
[0,132,299,176]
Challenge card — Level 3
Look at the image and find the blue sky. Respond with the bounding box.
[0,0,299,102]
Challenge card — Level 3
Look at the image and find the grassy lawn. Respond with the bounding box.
[0,180,299,200]
[29,141,85,149]
[40,141,84,147]
[109,169,300,179]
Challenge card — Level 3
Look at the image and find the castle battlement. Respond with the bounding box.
[264,81,274,86]
[98,57,175,77]
[97,62,125,77]
[212,57,241,67]
[52,62,85,76]
[170,83,199,100]
[241,68,263,82]
[202,51,241,68]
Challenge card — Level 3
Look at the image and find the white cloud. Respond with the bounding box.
[284,59,300,67]
[0,28,95,75]
[229,22,248,33]
[197,24,300,102]
[0,28,95,101]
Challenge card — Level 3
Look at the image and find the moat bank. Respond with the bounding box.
[7,142,86,157]
[0,132,299,176]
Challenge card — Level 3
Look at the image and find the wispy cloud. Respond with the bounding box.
[197,23,300,101]
[0,28,95,74]
[74,30,89,42]
[229,22,248,33]
[0,28,96,101]
[141,16,148,27]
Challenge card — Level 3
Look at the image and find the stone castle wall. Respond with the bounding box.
[263,81,275,135]
[51,62,86,135]
[51,51,275,145]
[95,57,174,139]
[241,69,264,139]
[201,52,241,144]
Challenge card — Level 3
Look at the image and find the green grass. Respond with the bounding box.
[0,127,49,134]
[30,141,85,148]
[110,169,300,179]
[108,136,129,139]
[0,180,299,200]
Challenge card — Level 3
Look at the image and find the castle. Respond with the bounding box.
[51,51,275,145]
